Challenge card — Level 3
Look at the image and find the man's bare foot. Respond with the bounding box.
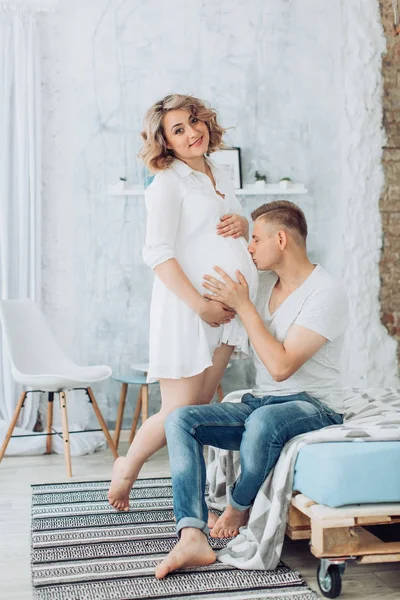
[207,511,219,529]
[210,505,249,538]
[155,528,216,579]
[108,457,134,511]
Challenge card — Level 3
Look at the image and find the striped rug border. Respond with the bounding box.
[31,478,320,600]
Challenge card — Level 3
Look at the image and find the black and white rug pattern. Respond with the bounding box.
[31,478,320,600]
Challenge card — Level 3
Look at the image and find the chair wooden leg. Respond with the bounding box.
[46,392,54,454]
[59,391,72,478]
[129,387,143,444]
[0,391,27,462]
[217,383,224,402]
[87,387,118,459]
[141,384,149,423]
[113,383,128,449]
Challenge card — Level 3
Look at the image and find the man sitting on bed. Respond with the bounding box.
[155,200,349,579]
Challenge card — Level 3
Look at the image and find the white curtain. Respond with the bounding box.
[0,6,43,452]
[0,6,106,457]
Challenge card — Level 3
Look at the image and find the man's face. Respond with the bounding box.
[248,218,283,270]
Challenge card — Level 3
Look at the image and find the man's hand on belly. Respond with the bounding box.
[203,267,251,311]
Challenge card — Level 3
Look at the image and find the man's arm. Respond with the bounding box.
[236,303,327,381]
[203,267,327,381]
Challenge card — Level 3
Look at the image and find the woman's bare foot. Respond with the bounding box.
[155,528,216,579]
[210,505,249,538]
[108,457,134,511]
[207,511,219,529]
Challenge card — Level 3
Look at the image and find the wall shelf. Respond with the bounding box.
[236,184,307,195]
[108,185,147,196]
[107,183,308,196]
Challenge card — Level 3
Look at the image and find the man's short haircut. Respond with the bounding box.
[251,200,308,245]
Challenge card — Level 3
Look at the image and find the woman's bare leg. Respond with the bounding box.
[108,373,205,510]
[108,344,234,511]
[200,344,234,404]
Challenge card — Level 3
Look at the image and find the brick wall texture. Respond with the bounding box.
[379,1,400,358]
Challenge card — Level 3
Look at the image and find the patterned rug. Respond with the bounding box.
[31,478,320,600]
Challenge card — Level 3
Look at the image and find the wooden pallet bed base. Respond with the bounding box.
[286,493,400,561]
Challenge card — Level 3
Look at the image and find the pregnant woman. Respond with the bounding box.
[108,94,258,510]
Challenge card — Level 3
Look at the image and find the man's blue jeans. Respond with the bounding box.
[164,392,343,536]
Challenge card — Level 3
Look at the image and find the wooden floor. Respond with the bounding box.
[0,443,399,600]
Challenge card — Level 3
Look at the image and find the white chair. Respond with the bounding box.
[0,299,118,476]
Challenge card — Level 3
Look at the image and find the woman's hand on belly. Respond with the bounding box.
[217,214,249,240]
[198,298,236,327]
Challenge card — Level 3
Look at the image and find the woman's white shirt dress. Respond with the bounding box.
[142,157,258,383]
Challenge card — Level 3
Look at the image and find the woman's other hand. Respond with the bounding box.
[198,298,236,327]
[216,214,249,239]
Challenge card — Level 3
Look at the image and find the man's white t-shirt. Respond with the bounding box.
[251,265,349,413]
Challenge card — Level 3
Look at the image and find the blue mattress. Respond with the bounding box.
[293,441,400,507]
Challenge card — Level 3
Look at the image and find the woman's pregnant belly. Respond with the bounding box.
[177,232,258,300]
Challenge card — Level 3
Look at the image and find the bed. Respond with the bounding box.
[286,441,400,597]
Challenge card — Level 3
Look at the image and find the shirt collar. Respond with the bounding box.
[204,156,221,179]
[170,159,194,178]
[170,156,223,179]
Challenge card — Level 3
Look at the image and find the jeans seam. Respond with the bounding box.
[195,437,203,525]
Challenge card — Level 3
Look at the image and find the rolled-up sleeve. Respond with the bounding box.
[142,174,183,270]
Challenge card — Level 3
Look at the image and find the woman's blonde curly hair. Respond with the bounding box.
[139,94,226,173]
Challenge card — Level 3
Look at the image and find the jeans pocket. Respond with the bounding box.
[301,392,342,423]
[327,411,344,425]
[241,393,262,410]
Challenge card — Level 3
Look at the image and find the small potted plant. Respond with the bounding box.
[107,176,129,194]
[118,176,129,190]
[254,171,267,188]
[279,177,292,190]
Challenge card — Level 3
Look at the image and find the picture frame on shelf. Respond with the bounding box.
[208,146,242,189]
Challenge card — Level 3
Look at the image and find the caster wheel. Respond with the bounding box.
[317,563,342,598]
